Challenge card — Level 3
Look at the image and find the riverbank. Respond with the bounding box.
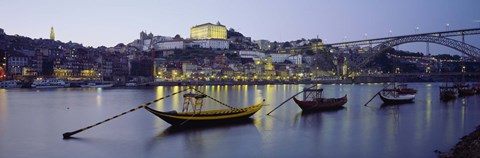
[438,125,480,158]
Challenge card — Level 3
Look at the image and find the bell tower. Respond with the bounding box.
[50,27,55,41]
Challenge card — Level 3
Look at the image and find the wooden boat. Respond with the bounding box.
[379,89,415,104]
[292,88,347,111]
[395,83,417,94]
[473,84,480,94]
[144,93,264,126]
[454,83,477,96]
[0,80,22,88]
[439,86,458,101]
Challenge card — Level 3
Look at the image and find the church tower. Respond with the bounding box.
[50,27,55,41]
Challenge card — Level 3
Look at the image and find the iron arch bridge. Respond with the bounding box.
[373,35,480,58]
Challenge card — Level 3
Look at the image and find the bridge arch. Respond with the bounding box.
[373,36,480,58]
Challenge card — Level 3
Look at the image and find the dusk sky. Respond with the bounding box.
[1,0,479,54]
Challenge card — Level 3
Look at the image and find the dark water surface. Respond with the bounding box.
[1,83,479,158]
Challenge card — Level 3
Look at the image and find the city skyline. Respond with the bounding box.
[1,0,479,54]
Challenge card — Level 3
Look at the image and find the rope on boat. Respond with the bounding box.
[62,87,190,139]
[190,86,239,110]
[266,85,317,115]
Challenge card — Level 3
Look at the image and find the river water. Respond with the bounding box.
[0,83,479,158]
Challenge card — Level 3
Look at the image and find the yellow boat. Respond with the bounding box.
[144,93,264,126]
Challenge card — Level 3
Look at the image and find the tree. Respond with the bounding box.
[282,42,292,48]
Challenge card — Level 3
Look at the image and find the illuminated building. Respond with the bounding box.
[50,27,55,41]
[190,22,227,40]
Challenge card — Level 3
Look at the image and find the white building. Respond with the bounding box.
[237,50,265,61]
[156,40,185,50]
[8,54,29,75]
[188,39,229,50]
[269,53,302,65]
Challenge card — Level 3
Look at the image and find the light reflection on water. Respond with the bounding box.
[0,83,479,158]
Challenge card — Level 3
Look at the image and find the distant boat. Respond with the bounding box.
[80,82,114,88]
[125,82,137,87]
[454,83,477,96]
[439,86,458,101]
[144,93,264,126]
[0,80,22,88]
[292,88,347,111]
[473,84,480,94]
[378,89,415,104]
[31,78,69,88]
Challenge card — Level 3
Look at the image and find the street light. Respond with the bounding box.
[416,27,420,33]
[446,23,450,31]
[389,30,392,36]
[364,33,368,39]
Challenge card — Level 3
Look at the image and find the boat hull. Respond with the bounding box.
[440,91,458,101]
[293,95,347,111]
[144,102,264,126]
[379,93,415,104]
[80,83,114,88]
[458,89,477,96]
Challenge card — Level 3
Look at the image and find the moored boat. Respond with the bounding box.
[440,86,458,101]
[125,82,137,87]
[378,89,415,104]
[454,84,477,96]
[80,82,114,88]
[31,78,69,88]
[0,80,22,88]
[292,88,347,111]
[144,92,264,126]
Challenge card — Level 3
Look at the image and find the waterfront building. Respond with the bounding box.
[182,63,198,76]
[190,22,227,40]
[7,51,29,77]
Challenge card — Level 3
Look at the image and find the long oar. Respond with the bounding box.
[62,88,190,139]
[363,83,391,106]
[267,85,317,115]
[363,92,380,106]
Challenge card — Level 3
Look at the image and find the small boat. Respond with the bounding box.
[80,82,114,88]
[31,78,69,88]
[439,86,458,101]
[125,82,137,87]
[454,83,477,96]
[0,80,22,88]
[144,93,264,126]
[292,88,347,111]
[378,89,415,104]
[473,84,480,94]
[395,83,417,94]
